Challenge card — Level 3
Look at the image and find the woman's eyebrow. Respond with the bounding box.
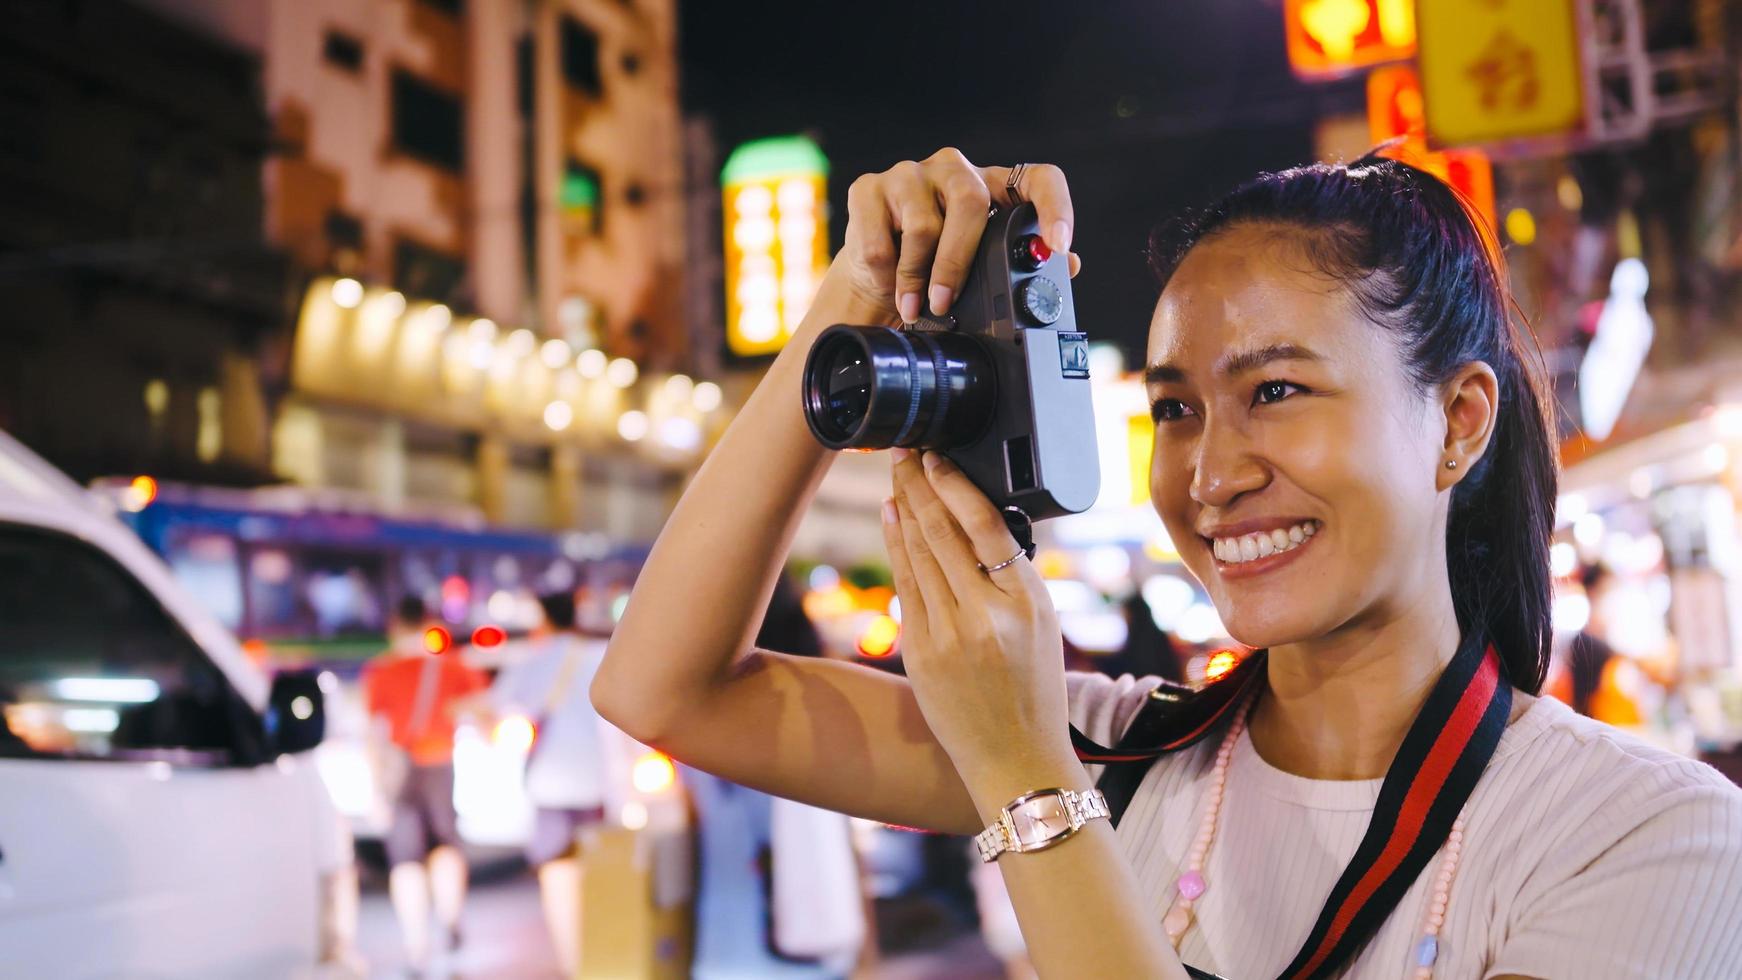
[1143,343,1323,386]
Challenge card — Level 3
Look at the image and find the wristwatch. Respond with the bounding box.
[974,787,1110,863]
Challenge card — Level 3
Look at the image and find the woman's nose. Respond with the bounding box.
[1188,423,1269,508]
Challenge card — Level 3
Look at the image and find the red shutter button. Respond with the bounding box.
[1012,234,1052,271]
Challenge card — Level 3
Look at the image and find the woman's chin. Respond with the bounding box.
[1217,608,1325,652]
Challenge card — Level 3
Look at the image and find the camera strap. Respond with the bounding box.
[1067,634,1512,979]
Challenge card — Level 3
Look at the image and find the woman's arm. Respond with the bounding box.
[591,148,1053,833]
[591,265,979,831]
[884,450,1187,978]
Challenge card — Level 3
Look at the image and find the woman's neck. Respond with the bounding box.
[1246,589,1463,781]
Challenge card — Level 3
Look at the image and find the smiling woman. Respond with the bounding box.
[591,147,1742,980]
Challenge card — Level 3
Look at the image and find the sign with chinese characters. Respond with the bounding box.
[721,136,830,357]
[1416,0,1583,145]
[1367,66,1498,238]
[1284,0,1415,79]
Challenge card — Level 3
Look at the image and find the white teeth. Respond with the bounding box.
[1212,521,1319,565]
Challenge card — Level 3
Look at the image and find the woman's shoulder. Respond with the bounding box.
[1487,693,1742,852]
[1477,695,1742,977]
[1502,693,1736,793]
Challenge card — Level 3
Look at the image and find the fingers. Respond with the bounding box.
[883,161,940,324]
[924,150,991,316]
[1068,251,1082,279]
[895,451,990,602]
[880,496,928,642]
[845,174,898,313]
[919,452,1043,596]
[848,151,1073,322]
[894,487,957,632]
[980,163,1075,254]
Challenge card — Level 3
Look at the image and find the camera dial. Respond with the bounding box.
[1017,278,1064,325]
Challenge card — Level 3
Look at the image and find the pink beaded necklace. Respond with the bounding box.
[1160,696,1469,978]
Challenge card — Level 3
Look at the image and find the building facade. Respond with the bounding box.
[0,1,285,485]
[150,0,700,535]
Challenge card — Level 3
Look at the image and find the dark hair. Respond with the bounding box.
[538,591,578,631]
[395,594,428,626]
[1150,154,1557,693]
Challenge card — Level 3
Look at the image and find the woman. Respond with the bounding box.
[593,149,1742,977]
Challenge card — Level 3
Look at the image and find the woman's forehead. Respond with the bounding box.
[1146,231,1366,370]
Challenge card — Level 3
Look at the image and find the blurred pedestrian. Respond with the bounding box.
[490,591,609,977]
[362,596,489,975]
[1548,564,1668,726]
[1103,591,1185,683]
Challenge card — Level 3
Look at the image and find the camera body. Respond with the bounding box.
[802,203,1100,522]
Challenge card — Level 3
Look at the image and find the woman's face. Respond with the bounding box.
[1145,225,1449,650]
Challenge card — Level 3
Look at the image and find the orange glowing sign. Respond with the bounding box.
[1367,66,1498,241]
[1284,0,1415,79]
[1205,649,1241,683]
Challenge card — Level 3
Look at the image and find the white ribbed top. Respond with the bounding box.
[1067,672,1742,979]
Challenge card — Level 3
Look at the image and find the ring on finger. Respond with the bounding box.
[1005,163,1030,206]
[977,547,1027,574]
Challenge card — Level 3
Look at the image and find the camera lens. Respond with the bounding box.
[802,326,997,451]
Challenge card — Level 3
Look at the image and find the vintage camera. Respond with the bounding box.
[801,203,1100,535]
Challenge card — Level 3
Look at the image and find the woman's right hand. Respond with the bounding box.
[841,148,1079,325]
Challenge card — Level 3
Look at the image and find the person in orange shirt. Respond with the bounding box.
[1548,564,1659,727]
[362,596,489,974]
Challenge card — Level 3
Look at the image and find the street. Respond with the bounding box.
[356,866,1005,979]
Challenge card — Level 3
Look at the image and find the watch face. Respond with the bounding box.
[1011,795,1072,844]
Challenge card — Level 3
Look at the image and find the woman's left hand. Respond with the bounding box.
[882,448,1080,806]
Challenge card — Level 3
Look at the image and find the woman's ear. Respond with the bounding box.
[1440,361,1499,489]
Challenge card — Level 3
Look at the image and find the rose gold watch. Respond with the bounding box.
[974,787,1110,862]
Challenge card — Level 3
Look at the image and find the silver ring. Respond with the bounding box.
[1006,163,1030,205]
[978,548,1027,574]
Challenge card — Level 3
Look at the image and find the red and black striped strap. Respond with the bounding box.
[1068,635,1511,980]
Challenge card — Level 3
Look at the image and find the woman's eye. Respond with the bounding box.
[1253,380,1303,406]
[1151,399,1196,423]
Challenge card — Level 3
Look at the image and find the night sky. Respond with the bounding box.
[679,0,1362,361]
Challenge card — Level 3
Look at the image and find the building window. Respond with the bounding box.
[560,16,602,97]
[390,70,464,172]
[561,160,602,235]
[394,238,467,303]
[322,31,364,73]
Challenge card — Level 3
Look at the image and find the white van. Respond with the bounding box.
[0,431,350,978]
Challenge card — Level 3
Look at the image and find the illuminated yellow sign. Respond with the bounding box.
[721,136,830,357]
[1127,413,1154,507]
[1416,0,1583,146]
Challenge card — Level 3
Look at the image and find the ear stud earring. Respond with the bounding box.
[1444,459,1459,470]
